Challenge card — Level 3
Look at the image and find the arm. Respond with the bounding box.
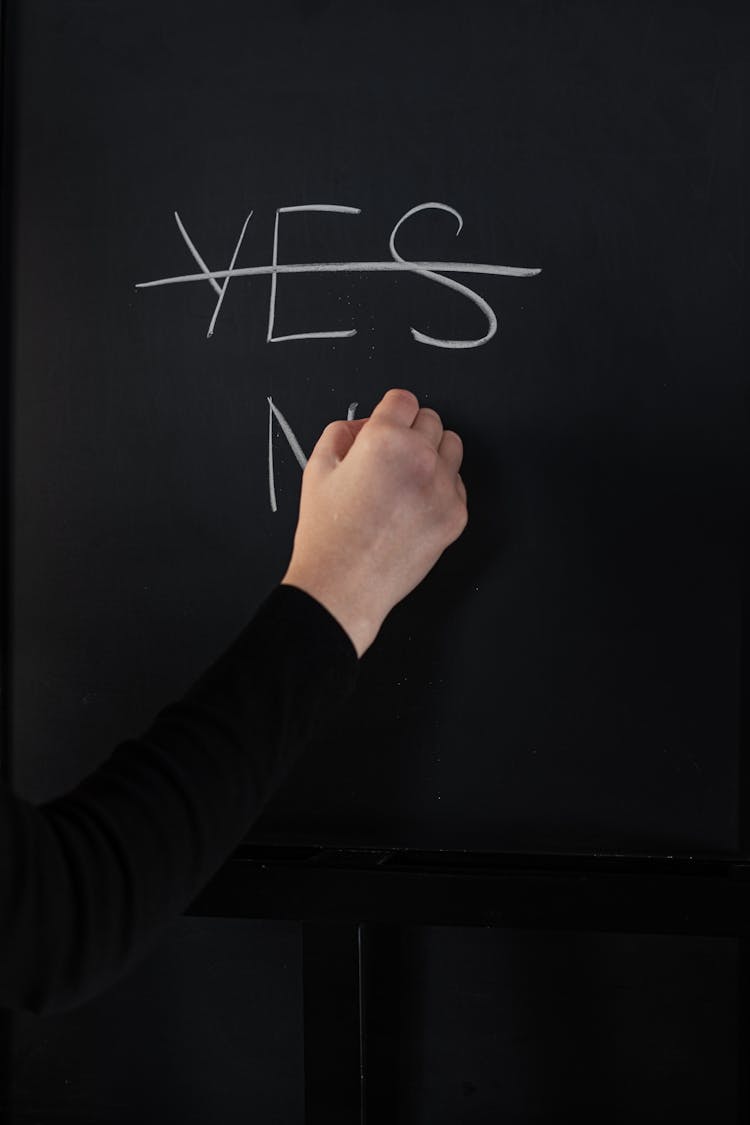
[0,389,467,1014]
[0,587,357,1014]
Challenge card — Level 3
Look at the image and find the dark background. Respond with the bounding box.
[3,0,746,1120]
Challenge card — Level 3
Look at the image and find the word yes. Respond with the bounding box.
[137,201,541,349]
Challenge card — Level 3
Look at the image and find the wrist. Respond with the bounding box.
[280,567,385,658]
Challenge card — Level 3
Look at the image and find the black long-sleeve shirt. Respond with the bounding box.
[0,585,358,1015]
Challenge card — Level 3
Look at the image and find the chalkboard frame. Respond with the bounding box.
[188,842,750,1122]
[192,842,750,935]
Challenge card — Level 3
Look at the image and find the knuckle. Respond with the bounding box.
[410,441,438,482]
[358,420,394,456]
[358,421,443,488]
[361,420,425,463]
[443,429,462,454]
[437,479,468,536]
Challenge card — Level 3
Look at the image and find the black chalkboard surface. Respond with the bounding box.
[7,0,746,855]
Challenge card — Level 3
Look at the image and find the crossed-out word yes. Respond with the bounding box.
[136,201,542,349]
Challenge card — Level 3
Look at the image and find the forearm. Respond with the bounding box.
[0,586,357,1014]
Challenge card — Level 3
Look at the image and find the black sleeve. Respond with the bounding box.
[0,585,358,1015]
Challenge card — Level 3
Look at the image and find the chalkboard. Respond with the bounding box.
[6,0,747,855]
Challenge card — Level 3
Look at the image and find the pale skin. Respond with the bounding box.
[282,388,468,657]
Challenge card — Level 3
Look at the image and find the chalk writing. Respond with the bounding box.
[267,397,308,513]
[268,205,360,343]
[136,202,541,348]
[267,398,359,512]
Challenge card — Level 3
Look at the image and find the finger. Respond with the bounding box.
[311,418,366,465]
[369,388,420,428]
[438,429,464,473]
[456,473,467,506]
[411,407,444,449]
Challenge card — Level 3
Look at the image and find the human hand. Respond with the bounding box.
[281,388,468,657]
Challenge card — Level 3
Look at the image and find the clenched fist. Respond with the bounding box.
[281,388,468,656]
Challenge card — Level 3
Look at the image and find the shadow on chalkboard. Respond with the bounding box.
[363,925,612,1123]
